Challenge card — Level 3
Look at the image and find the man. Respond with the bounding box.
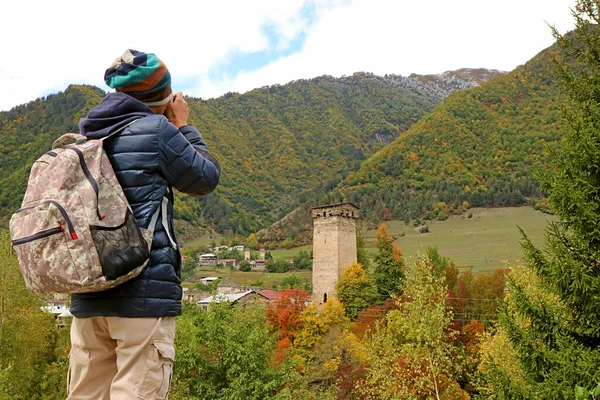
[67,49,220,399]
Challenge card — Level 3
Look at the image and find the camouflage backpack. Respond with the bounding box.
[9,121,160,294]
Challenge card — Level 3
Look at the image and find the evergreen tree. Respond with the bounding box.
[373,223,405,299]
[497,4,600,397]
[356,231,371,272]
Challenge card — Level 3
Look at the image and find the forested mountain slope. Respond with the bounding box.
[0,86,105,220]
[334,43,567,223]
[0,70,492,235]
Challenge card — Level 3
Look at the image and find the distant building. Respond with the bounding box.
[216,278,241,295]
[199,253,218,265]
[257,289,281,302]
[253,260,266,271]
[233,245,245,252]
[199,276,220,285]
[197,290,270,310]
[182,288,210,303]
[217,258,239,269]
[311,202,359,304]
[42,300,72,328]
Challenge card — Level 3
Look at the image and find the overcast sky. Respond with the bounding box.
[0,0,576,111]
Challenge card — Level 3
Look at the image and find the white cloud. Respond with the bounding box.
[205,0,577,98]
[0,0,577,111]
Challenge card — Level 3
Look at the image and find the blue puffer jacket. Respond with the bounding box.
[70,93,220,318]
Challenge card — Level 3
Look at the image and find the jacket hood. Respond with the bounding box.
[79,92,155,139]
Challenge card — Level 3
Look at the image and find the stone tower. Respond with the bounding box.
[311,202,359,304]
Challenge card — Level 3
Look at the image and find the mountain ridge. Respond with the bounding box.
[0,65,539,244]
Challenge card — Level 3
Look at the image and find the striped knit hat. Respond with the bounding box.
[104,49,172,106]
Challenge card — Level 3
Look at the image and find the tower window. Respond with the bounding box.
[323,293,328,303]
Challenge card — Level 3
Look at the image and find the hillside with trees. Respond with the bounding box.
[0,85,105,222]
[0,69,498,237]
[258,41,570,246]
[335,41,568,224]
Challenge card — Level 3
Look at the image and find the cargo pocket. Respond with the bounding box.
[137,340,174,400]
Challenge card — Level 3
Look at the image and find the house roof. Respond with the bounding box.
[199,277,220,282]
[42,304,70,315]
[200,253,217,257]
[258,289,281,300]
[218,278,239,288]
[198,290,256,304]
[312,202,360,210]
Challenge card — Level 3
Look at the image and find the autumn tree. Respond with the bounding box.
[265,288,310,343]
[172,303,283,400]
[293,298,350,366]
[469,268,507,324]
[357,257,468,399]
[335,262,379,319]
[373,223,405,299]
[496,4,600,397]
[289,298,360,396]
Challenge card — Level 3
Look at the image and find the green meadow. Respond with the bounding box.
[262,206,553,273]
[362,206,555,272]
[186,206,555,289]
[186,266,312,288]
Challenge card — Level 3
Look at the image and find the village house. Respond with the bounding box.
[253,259,266,271]
[42,299,72,328]
[217,258,239,269]
[197,290,271,311]
[199,276,220,285]
[182,287,210,303]
[216,278,241,295]
[199,253,218,265]
[257,289,281,302]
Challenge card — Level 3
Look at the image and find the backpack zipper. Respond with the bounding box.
[12,226,64,246]
[69,147,105,220]
[16,200,78,240]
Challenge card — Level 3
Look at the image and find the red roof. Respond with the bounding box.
[258,289,281,300]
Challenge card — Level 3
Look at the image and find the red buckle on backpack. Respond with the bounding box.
[71,232,78,240]
[99,214,107,221]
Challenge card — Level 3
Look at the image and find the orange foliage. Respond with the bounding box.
[351,298,400,339]
[335,363,369,400]
[272,337,292,367]
[265,288,310,342]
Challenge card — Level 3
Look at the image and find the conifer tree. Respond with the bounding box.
[498,3,600,397]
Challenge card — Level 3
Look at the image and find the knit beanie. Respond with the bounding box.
[104,49,172,106]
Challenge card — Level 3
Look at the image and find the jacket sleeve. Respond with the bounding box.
[158,118,220,196]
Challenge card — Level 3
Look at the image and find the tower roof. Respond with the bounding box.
[312,202,359,219]
[311,202,359,210]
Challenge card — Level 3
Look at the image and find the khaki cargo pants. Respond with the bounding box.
[67,316,175,400]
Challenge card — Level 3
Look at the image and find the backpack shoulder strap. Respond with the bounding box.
[100,119,140,143]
